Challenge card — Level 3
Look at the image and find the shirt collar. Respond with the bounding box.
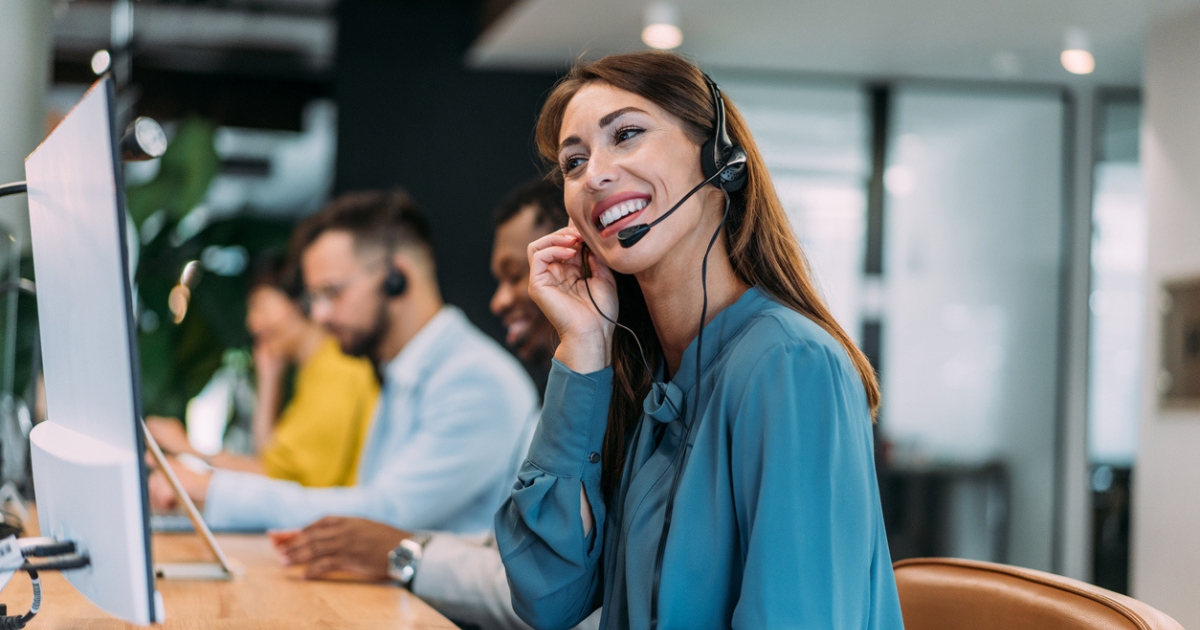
[382,305,462,388]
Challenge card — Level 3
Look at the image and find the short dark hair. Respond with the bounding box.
[249,250,303,300]
[292,188,433,263]
[493,177,568,232]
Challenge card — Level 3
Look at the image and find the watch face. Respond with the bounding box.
[389,539,422,585]
[387,548,408,582]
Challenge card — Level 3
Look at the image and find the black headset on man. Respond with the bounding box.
[383,264,407,297]
[582,73,747,630]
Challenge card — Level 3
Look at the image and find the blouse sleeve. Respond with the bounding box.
[495,359,611,630]
[729,340,884,629]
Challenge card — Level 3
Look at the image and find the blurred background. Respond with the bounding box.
[1,0,1198,625]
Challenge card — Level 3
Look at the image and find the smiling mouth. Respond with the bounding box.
[596,198,649,230]
[505,318,530,347]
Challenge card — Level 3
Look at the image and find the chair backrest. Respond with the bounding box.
[893,558,1184,630]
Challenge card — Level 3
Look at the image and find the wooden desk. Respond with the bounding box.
[0,532,457,629]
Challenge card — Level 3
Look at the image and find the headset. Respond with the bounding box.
[383,265,407,297]
[615,74,748,249]
[581,73,747,630]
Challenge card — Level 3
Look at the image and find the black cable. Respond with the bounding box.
[23,553,91,572]
[0,183,26,200]
[0,568,40,629]
[583,263,653,377]
[649,189,731,630]
[19,539,75,558]
[20,570,39,626]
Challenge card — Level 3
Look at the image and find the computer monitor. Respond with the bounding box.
[24,77,161,624]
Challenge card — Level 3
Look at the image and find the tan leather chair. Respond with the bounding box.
[894,558,1185,630]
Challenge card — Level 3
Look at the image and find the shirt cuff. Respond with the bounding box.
[203,469,269,531]
[410,532,492,600]
[526,359,612,479]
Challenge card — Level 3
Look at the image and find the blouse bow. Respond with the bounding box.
[643,380,686,424]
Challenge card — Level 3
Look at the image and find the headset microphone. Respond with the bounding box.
[616,75,747,249]
[616,167,728,248]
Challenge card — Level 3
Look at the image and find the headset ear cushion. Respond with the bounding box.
[701,138,749,193]
[700,136,722,183]
[384,267,408,297]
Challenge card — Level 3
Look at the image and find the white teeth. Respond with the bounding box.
[598,198,648,228]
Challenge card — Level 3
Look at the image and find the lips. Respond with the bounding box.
[504,318,530,347]
[590,191,652,234]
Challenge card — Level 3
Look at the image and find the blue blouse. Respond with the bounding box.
[495,287,904,630]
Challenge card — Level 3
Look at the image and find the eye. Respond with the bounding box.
[561,155,587,175]
[614,126,643,143]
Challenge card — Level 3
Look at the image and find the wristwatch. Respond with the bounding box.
[387,533,432,589]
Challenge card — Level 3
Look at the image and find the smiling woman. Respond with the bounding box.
[494,51,902,630]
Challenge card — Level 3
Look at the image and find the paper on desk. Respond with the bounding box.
[0,535,22,591]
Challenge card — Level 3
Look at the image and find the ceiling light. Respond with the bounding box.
[1061,27,1095,75]
[90,49,111,75]
[642,3,682,50]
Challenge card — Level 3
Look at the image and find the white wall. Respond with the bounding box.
[1131,6,1200,627]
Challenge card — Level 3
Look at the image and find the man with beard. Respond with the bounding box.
[150,189,539,537]
[272,179,598,630]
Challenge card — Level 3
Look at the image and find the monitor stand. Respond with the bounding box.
[141,421,237,581]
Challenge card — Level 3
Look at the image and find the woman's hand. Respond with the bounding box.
[253,343,288,388]
[527,226,617,373]
[145,416,196,456]
[251,342,288,450]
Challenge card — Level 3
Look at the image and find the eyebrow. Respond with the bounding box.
[557,106,648,153]
[599,106,643,128]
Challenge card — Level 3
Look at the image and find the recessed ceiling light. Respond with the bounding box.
[642,3,682,50]
[1061,27,1095,75]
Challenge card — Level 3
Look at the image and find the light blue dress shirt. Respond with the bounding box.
[496,287,904,629]
[205,306,540,534]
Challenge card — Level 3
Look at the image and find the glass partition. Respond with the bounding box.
[881,88,1065,571]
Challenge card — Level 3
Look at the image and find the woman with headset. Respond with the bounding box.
[495,52,903,629]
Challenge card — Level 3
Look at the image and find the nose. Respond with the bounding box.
[583,147,618,192]
[490,283,512,317]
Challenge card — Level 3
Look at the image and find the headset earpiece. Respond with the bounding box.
[699,74,748,193]
[383,266,408,297]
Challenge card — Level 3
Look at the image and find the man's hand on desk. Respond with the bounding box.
[147,456,211,511]
[273,516,410,581]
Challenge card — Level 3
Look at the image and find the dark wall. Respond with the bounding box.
[334,0,560,342]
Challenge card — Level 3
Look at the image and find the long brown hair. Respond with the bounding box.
[536,52,881,496]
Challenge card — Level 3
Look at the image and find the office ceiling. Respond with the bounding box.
[469,0,1200,85]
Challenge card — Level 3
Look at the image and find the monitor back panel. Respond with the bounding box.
[24,77,157,624]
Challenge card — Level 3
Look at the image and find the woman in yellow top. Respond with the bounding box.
[147,255,379,487]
